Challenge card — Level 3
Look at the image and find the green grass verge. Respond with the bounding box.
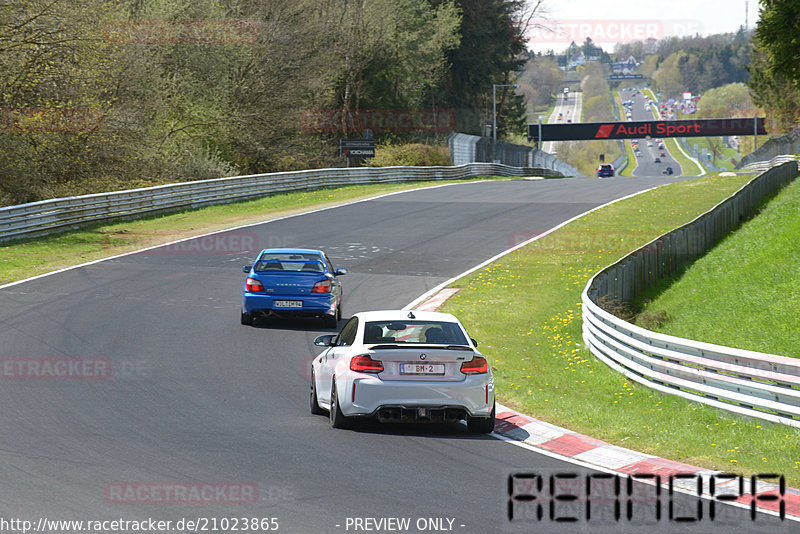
[439,172,800,486]
[533,101,557,124]
[0,176,513,286]
[686,136,740,170]
[664,137,704,176]
[620,140,637,177]
[638,174,800,358]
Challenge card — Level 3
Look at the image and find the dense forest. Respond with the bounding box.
[614,30,752,98]
[0,0,534,206]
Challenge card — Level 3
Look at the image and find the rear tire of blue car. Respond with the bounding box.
[241,310,254,326]
[467,401,495,434]
[323,313,338,329]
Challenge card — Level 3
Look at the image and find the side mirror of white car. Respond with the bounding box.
[314,335,336,347]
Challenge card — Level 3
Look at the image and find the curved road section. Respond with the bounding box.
[0,178,789,533]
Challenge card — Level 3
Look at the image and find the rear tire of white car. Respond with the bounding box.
[310,371,326,415]
[329,380,349,429]
[241,310,254,326]
[467,402,495,434]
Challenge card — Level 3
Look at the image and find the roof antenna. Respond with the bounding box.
[407,311,416,319]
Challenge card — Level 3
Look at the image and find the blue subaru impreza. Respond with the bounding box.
[241,248,346,328]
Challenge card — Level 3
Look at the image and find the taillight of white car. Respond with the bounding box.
[460,356,488,374]
[349,354,384,373]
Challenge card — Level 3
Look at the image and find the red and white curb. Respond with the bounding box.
[413,288,460,312]
[493,403,800,519]
[414,288,800,521]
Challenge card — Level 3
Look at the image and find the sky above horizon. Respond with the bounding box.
[527,0,760,52]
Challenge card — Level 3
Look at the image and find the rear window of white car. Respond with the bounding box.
[363,320,469,345]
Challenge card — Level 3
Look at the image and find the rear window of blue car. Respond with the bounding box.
[254,253,324,272]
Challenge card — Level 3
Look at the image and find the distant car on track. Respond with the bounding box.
[310,310,495,433]
[241,248,346,328]
[597,164,615,177]
[654,157,661,163]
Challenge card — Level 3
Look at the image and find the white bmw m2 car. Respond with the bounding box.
[310,310,495,433]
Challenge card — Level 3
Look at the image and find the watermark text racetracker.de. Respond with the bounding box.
[1,357,110,380]
[105,482,259,505]
[147,232,260,255]
[0,357,151,381]
[524,19,704,45]
[0,516,279,533]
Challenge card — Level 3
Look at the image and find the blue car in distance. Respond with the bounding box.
[241,248,346,328]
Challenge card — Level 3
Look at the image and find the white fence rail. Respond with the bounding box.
[582,160,800,426]
[740,154,800,174]
[447,132,581,176]
[0,163,561,242]
[737,126,800,169]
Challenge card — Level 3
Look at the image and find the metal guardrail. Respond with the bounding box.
[447,132,581,177]
[582,160,800,427]
[740,154,800,174]
[737,127,800,169]
[0,163,561,242]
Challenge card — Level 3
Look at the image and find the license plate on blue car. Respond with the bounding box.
[274,300,302,308]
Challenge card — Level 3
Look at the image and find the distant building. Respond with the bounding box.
[567,53,586,69]
[610,56,639,73]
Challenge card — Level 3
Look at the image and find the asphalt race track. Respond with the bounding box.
[623,88,686,178]
[0,178,792,533]
[542,91,582,155]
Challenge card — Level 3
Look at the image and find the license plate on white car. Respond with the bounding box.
[400,363,445,375]
[274,300,302,308]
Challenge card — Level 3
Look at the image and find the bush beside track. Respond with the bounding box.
[440,173,800,486]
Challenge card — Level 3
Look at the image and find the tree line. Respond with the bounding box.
[749,0,800,134]
[620,30,752,99]
[614,14,799,135]
[0,0,534,206]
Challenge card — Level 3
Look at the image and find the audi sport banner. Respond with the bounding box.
[528,118,766,142]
